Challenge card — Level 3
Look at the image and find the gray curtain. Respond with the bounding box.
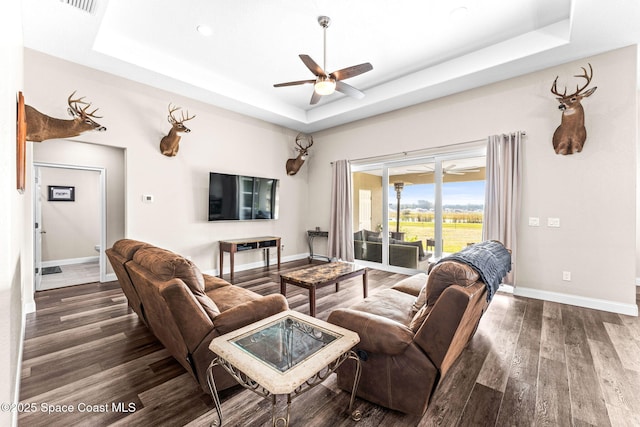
[482,132,523,285]
[328,160,354,261]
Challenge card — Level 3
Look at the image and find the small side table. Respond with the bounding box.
[306,230,329,262]
[206,310,362,427]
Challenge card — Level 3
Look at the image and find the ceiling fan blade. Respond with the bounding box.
[330,62,373,81]
[335,81,365,99]
[310,90,322,105]
[299,54,325,77]
[273,79,316,87]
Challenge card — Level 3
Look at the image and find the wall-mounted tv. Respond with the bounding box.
[208,172,279,221]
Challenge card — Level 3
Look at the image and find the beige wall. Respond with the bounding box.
[23,49,309,282]
[0,1,26,425]
[307,46,638,314]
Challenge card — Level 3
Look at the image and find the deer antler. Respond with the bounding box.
[550,77,566,97]
[167,103,196,124]
[67,91,102,119]
[551,63,594,98]
[295,133,313,151]
[572,63,594,96]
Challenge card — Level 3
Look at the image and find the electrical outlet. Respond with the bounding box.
[548,217,560,227]
[562,271,571,281]
[281,244,285,252]
[528,217,540,227]
[142,194,154,203]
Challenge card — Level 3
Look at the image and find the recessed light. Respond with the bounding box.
[196,24,213,36]
[450,6,470,21]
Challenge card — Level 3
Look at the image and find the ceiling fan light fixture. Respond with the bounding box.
[314,76,336,95]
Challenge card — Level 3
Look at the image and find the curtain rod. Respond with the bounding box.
[331,131,526,165]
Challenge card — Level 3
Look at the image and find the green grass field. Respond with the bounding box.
[392,221,483,253]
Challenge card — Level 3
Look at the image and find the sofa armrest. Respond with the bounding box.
[213,294,288,335]
[160,280,215,353]
[328,308,414,355]
[203,273,232,292]
[413,283,486,374]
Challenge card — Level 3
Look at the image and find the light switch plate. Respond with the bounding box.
[548,217,560,227]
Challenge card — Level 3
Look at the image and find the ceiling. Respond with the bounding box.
[21,0,640,134]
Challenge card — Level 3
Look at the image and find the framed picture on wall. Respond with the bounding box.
[48,185,75,202]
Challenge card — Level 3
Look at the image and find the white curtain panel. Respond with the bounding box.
[482,132,523,285]
[328,159,355,262]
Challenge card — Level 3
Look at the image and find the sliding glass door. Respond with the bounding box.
[352,149,485,271]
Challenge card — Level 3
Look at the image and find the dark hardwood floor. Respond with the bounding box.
[19,259,640,426]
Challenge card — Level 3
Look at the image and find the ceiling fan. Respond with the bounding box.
[407,164,481,176]
[273,16,373,105]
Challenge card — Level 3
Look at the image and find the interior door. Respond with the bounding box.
[34,167,43,290]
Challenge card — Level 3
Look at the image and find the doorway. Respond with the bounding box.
[34,163,106,290]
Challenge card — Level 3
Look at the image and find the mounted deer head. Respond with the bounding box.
[160,104,196,157]
[550,63,597,155]
[25,91,106,142]
[286,133,314,175]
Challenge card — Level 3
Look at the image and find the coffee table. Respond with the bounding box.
[280,262,368,317]
[206,310,362,426]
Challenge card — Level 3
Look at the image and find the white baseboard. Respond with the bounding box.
[203,253,310,277]
[514,286,638,317]
[636,277,640,286]
[42,256,99,268]
[105,272,117,282]
[24,300,36,314]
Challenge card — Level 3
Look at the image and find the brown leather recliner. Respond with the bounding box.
[106,239,289,394]
[327,261,490,416]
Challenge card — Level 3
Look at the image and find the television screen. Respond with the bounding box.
[208,172,279,221]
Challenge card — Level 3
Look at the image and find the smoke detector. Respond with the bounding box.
[59,0,97,14]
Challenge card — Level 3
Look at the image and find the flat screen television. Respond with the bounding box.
[208,172,279,221]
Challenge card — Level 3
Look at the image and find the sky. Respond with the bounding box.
[389,181,485,206]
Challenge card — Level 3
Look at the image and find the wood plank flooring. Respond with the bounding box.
[19,259,640,426]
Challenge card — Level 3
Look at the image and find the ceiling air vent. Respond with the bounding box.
[59,0,97,14]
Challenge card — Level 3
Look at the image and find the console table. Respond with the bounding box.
[307,230,330,262]
[219,236,281,280]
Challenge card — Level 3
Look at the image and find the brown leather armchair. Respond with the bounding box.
[327,261,490,415]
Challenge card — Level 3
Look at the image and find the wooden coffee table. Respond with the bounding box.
[280,262,368,317]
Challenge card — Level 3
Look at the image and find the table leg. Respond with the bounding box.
[362,269,368,299]
[277,244,281,270]
[219,250,224,279]
[307,234,314,263]
[347,350,363,422]
[309,286,316,317]
[206,359,223,427]
[280,277,287,296]
[271,394,291,427]
[265,248,270,268]
[335,282,339,292]
[230,251,235,280]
